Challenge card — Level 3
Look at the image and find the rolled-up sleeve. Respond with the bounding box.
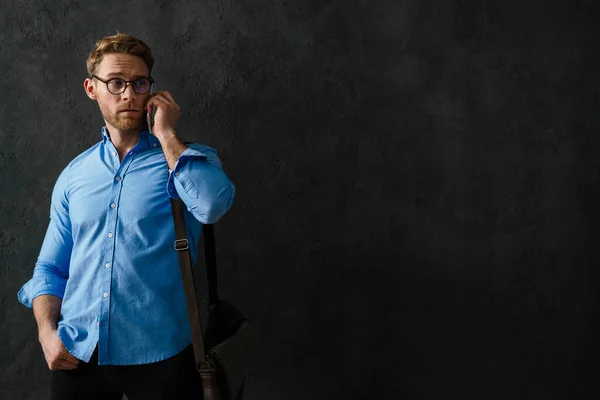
[166,144,235,224]
[18,167,72,308]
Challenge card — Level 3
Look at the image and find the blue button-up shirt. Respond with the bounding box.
[17,127,235,365]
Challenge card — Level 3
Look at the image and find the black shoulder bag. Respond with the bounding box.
[170,197,257,400]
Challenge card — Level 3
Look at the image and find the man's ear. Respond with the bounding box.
[83,78,97,100]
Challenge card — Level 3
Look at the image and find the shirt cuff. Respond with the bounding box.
[166,148,208,199]
[17,276,67,308]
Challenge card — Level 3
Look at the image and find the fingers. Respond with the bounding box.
[147,91,173,105]
[145,94,180,120]
[45,352,79,370]
[49,359,79,371]
[144,90,180,133]
[145,94,168,112]
[41,334,81,370]
[61,349,80,365]
[146,91,179,109]
[149,94,169,108]
[149,90,175,103]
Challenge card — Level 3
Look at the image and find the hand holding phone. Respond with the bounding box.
[144,88,181,138]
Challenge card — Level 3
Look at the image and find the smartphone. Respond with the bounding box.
[146,86,154,134]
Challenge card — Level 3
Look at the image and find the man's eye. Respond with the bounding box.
[110,79,125,87]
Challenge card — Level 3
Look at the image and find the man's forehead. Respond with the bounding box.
[96,53,149,76]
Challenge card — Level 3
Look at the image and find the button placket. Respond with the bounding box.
[99,149,141,364]
[99,154,131,349]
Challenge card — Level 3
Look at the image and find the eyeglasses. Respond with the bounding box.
[91,75,154,95]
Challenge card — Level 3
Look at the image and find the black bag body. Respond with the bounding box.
[170,197,257,400]
[201,301,257,400]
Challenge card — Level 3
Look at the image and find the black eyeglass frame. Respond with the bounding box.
[91,74,154,95]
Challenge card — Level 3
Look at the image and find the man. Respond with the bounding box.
[17,32,235,399]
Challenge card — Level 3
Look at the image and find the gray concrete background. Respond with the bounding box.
[1,0,599,398]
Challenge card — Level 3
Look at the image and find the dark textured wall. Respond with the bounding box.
[1,0,599,399]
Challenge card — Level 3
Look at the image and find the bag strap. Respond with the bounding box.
[202,217,220,306]
[170,196,216,369]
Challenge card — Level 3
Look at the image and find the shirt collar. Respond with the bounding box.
[142,131,162,149]
[101,126,110,143]
[101,126,161,150]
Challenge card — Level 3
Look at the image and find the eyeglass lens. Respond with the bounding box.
[107,78,151,94]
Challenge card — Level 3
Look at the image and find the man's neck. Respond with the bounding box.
[105,124,142,160]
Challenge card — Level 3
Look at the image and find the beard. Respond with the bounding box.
[98,102,143,131]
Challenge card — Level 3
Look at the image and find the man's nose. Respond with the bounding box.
[121,83,138,100]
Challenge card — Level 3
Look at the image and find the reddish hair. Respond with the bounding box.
[86,31,154,76]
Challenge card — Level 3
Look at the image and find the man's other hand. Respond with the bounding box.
[38,329,80,370]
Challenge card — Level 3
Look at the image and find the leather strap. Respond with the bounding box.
[202,219,219,306]
[170,197,213,369]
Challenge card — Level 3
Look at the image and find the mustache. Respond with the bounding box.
[117,103,140,112]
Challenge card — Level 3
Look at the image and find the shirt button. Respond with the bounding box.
[97,321,100,326]
[108,232,113,238]
[175,172,179,176]
[112,151,117,156]
[103,293,108,298]
[152,143,158,148]
[111,203,117,209]
[105,263,111,268]
[115,176,121,182]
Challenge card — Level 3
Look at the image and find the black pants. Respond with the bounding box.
[50,344,203,400]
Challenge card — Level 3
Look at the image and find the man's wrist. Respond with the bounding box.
[38,324,57,340]
[154,128,178,141]
[156,130,188,170]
